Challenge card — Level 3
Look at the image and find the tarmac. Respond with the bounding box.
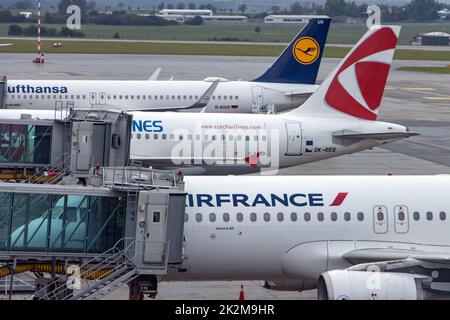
[0,53,449,300]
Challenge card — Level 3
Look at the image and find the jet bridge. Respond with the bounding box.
[0,109,188,300]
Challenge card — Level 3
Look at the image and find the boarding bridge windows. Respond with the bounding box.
[0,124,52,164]
[0,193,125,254]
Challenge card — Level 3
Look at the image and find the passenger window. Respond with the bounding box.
[290,212,297,222]
[427,211,433,221]
[184,214,189,222]
[304,212,311,222]
[237,213,243,222]
[177,95,181,99]
[376,212,383,221]
[137,133,141,140]
[413,211,420,221]
[223,212,230,222]
[398,211,405,221]
[145,133,149,140]
[250,212,257,222]
[277,212,283,222]
[195,213,202,222]
[162,134,167,140]
[172,95,175,100]
[204,135,208,141]
[345,212,351,221]
[195,134,200,140]
[264,212,270,222]
[440,211,446,221]
[357,212,364,221]
[331,212,337,221]
[153,134,158,140]
[209,213,216,222]
[317,212,324,221]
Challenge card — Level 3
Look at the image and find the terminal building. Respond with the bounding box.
[0,109,188,300]
[139,9,248,24]
[264,15,329,24]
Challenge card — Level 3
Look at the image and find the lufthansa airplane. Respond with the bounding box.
[3,17,330,114]
[1,25,416,175]
[10,175,450,299]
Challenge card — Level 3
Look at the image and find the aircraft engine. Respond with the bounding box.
[261,279,316,292]
[318,270,425,300]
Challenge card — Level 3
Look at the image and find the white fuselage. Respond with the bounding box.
[4,80,316,113]
[0,109,408,175]
[166,175,450,282]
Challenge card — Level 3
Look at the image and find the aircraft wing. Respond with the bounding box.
[333,130,418,141]
[285,86,319,97]
[343,248,450,265]
[125,79,220,112]
[0,43,12,47]
[148,67,162,81]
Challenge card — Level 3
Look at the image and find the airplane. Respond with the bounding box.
[2,17,331,114]
[10,174,450,299]
[164,174,450,300]
[0,25,416,175]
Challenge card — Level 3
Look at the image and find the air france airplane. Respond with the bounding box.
[1,25,416,175]
[163,175,450,300]
[3,17,330,114]
[11,175,450,300]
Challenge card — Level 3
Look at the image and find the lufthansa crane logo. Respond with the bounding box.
[293,37,320,65]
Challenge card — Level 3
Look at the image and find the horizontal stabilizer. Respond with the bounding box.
[333,130,418,141]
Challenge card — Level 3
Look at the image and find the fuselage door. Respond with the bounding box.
[373,205,388,234]
[285,122,302,156]
[89,92,97,105]
[251,86,263,113]
[99,92,106,105]
[144,206,167,264]
[394,205,409,234]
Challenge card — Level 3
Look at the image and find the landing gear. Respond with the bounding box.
[128,275,158,300]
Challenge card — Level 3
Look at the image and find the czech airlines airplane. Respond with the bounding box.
[3,17,330,114]
[165,175,450,300]
[0,25,416,175]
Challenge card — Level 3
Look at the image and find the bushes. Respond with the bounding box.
[7,24,85,37]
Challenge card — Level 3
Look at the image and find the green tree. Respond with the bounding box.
[254,26,261,36]
[271,5,280,13]
[187,15,203,25]
[407,0,442,21]
[324,0,347,17]
[188,2,196,9]
[157,2,165,10]
[58,0,88,15]
[8,24,23,36]
[176,3,185,9]
[238,3,247,13]
[290,2,305,14]
[14,0,33,9]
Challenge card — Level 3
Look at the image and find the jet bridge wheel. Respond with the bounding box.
[128,275,157,300]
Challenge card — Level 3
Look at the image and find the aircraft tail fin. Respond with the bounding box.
[253,16,330,84]
[288,25,400,121]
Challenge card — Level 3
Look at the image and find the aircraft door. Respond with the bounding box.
[394,205,409,234]
[373,205,388,234]
[75,123,93,171]
[285,122,302,156]
[89,92,97,106]
[143,204,167,264]
[99,92,106,105]
[251,86,263,113]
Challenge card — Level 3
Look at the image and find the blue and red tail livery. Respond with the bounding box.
[253,17,331,84]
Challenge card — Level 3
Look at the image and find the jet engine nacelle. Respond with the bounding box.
[262,279,316,292]
[318,270,424,300]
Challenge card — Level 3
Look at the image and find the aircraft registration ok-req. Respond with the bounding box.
[2,17,331,114]
[0,25,416,175]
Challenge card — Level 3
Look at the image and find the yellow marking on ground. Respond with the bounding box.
[423,96,450,100]
[406,87,435,91]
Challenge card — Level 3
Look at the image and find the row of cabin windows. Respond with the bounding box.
[8,94,240,101]
[186,211,448,223]
[185,211,366,223]
[134,133,268,142]
[412,211,446,221]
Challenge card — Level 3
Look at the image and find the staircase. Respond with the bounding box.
[31,238,138,300]
[25,153,71,184]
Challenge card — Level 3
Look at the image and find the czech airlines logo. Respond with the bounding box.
[324,27,398,121]
[293,37,320,65]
